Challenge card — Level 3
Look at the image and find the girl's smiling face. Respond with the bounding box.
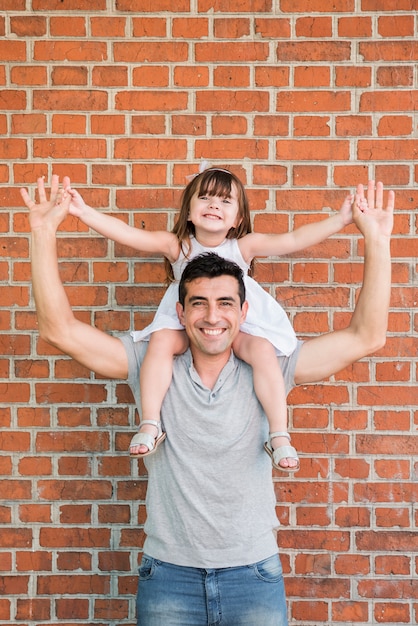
[188,182,241,241]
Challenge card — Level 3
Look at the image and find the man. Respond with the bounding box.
[21,176,394,626]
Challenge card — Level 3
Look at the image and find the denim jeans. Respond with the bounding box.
[136,553,288,626]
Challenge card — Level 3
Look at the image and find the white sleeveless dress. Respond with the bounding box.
[131,236,297,356]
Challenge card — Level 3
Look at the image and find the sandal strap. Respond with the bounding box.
[272,444,299,465]
[130,431,157,451]
[139,419,162,436]
[269,431,291,442]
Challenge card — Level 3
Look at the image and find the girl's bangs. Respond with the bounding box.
[197,170,233,198]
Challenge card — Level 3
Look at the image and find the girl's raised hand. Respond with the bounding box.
[62,176,87,218]
[339,192,354,226]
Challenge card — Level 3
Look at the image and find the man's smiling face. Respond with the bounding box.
[176,275,248,357]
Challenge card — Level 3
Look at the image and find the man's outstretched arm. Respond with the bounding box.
[21,175,129,379]
[294,180,394,385]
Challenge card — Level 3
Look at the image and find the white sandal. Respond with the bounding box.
[264,431,300,472]
[129,420,166,458]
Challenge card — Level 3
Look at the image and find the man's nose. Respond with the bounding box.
[205,303,219,324]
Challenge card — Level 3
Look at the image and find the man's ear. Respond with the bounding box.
[240,300,248,324]
[176,301,185,326]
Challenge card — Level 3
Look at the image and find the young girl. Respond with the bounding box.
[66,166,353,472]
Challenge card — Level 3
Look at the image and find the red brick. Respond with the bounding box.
[33,0,106,7]
[375,555,411,576]
[115,90,187,111]
[0,41,26,61]
[335,506,371,528]
[50,16,86,37]
[117,0,188,9]
[16,598,50,621]
[174,65,209,87]
[214,66,250,87]
[52,66,88,86]
[37,573,109,594]
[295,553,331,575]
[255,65,289,88]
[199,0,272,12]
[292,600,328,622]
[335,65,371,86]
[277,41,351,62]
[378,15,415,37]
[376,507,410,528]
[360,40,418,61]
[56,598,89,619]
[296,16,332,37]
[18,505,51,524]
[10,15,46,36]
[377,115,413,136]
[214,17,250,38]
[34,41,107,62]
[196,138,268,160]
[195,42,268,63]
[276,139,349,161]
[335,554,370,575]
[377,65,414,87]
[16,550,52,572]
[56,551,92,571]
[33,89,108,111]
[254,118,290,140]
[174,17,209,39]
[91,16,126,38]
[133,65,169,87]
[114,41,188,63]
[375,602,410,623]
[11,65,47,85]
[255,18,290,39]
[332,600,369,622]
[294,66,330,87]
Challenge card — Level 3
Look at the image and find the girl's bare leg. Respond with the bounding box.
[130,329,188,456]
[232,331,298,470]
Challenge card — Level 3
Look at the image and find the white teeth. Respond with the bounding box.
[202,328,223,335]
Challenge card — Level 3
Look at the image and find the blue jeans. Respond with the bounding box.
[136,553,288,625]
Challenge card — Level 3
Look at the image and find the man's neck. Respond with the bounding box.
[190,347,233,390]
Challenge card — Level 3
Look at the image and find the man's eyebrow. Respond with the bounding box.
[188,295,236,303]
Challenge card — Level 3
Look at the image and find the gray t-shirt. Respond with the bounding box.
[120,334,301,568]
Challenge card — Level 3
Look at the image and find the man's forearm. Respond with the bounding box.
[31,226,75,347]
[350,231,392,353]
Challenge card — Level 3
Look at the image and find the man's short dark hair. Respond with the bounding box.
[178,252,246,307]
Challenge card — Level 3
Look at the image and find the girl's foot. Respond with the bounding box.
[129,420,166,458]
[264,431,300,472]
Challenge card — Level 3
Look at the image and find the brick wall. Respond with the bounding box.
[0,1,416,625]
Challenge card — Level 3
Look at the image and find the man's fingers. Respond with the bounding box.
[366,179,375,209]
[37,176,47,203]
[387,189,395,211]
[20,187,33,209]
[49,174,60,202]
[375,181,384,209]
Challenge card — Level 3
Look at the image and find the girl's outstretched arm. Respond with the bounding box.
[239,192,353,261]
[63,176,179,261]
